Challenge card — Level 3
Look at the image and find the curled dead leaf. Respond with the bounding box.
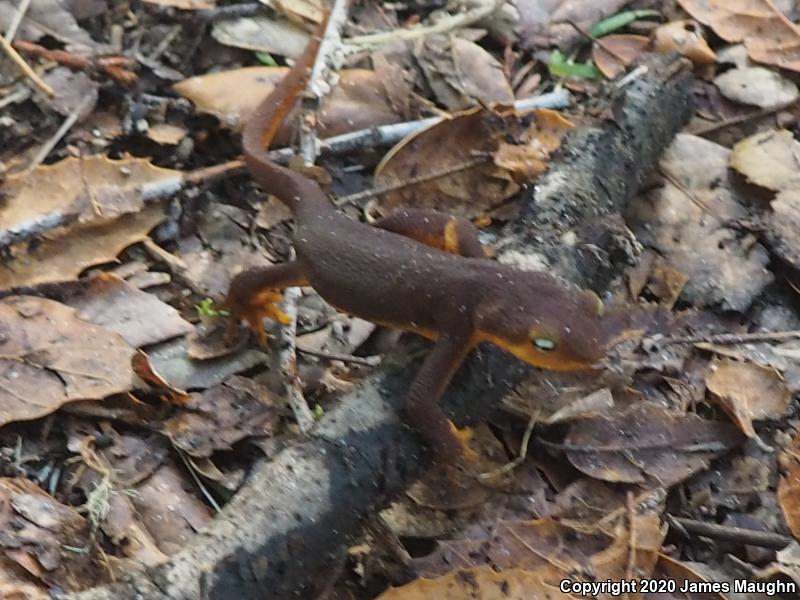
[652,20,716,65]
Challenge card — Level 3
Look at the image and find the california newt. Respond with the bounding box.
[224,18,610,464]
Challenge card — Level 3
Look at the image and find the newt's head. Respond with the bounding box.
[474,273,607,371]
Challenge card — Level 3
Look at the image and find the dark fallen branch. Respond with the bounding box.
[67,54,693,600]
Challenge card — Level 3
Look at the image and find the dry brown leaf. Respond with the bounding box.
[412,514,665,594]
[1,155,179,239]
[494,108,575,182]
[414,35,514,111]
[705,356,792,438]
[770,189,800,269]
[715,66,798,108]
[651,20,716,66]
[592,34,650,79]
[730,129,800,192]
[76,430,212,555]
[59,272,193,348]
[174,67,401,139]
[374,106,568,219]
[648,262,689,309]
[0,0,103,50]
[378,567,567,600]
[0,296,138,427]
[779,429,800,539]
[0,478,101,592]
[564,402,744,485]
[0,202,165,290]
[212,15,309,56]
[146,123,188,145]
[729,130,800,270]
[629,133,773,311]
[653,555,727,600]
[518,0,629,49]
[164,375,280,457]
[678,0,800,72]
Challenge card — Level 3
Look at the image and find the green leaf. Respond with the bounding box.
[590,9,661,38]
[196,298,229,318]
[255,51,278,66]
[548,50,600,80]
[314,404,325,419]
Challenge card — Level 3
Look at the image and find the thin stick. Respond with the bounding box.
[335,155,489,207]
[278,1,350,434]
[0,85,29,110]
[477,410,539,481]
[667,515,792,550]
[345,0,502,50]
[26,95,93,170]
[0,35,54,97]
[692,98,800,137]
[296,346,381,367]
[666,330,800,345]
[5,0,32,40]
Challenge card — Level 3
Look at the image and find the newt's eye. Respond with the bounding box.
[532,337,556,351]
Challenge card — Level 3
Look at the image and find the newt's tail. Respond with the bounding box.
[241,12,330,212]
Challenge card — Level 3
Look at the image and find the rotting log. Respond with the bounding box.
[66,54,693,600]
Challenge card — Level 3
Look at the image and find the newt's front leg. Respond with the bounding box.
[223,261,309,345]
[405,330,479,465]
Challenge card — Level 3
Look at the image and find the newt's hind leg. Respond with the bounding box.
[374,209,487,258]
[223,261,309,345]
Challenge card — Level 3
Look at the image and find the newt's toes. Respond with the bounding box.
[448,421,480,463]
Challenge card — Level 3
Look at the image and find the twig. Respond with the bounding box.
[4,0,32,40]
[178,451,222,514]
[335,155,489,207]
[26,94,93,171]
[1,90,569,250]
[563,19,631,66]
[13,39,138,85]
[191,2,265,24]
[0,35,55,97]
[306,0,349,101]
[278,2,349,435]
[667,515,792,550]
[625,492,636,593]
[345,0,503,50]
[692,98,800,137]
[0,85,30,110]
[477,409,538,481]
[296,346,381,367]
[665,330,800,345]
[660,166,718,219]
[317,89,570,156]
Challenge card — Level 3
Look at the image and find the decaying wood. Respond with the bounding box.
[67,54,693,600]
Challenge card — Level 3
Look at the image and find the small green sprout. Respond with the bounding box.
[196,298,230,318]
